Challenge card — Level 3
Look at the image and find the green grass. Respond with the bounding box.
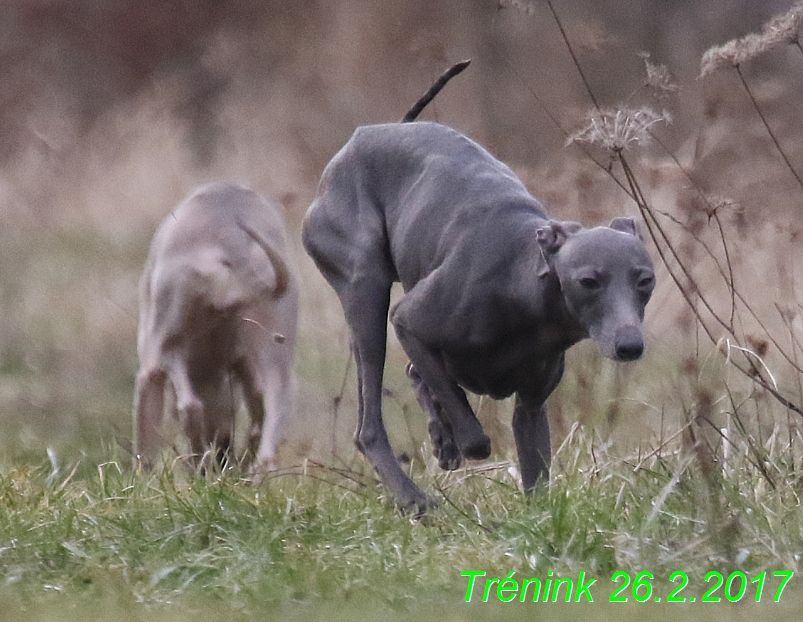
[1,425,802,621]
[4,5,803,621]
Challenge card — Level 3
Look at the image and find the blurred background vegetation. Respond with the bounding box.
[1,0,802,471]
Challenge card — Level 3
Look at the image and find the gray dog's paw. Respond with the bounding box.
[408,362,463,469]
[400,492,439,518]
[428,418,462,470]
[460,434,492,461]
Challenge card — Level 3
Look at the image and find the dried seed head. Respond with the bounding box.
[700,1,803,76]
[762,0,803,45]
[497,0,534,14]
[567,106,671,152]
[640,53,679,94]
[700,194,740,219]
[572,21,619,53]
[700,33,771,76]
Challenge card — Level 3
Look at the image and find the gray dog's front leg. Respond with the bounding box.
[512,357,565,491]
[392,324,491,462]
[512,395,551,491]
[132,366,166,468]
[406,363,462,470]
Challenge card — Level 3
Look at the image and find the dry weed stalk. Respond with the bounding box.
[565,99,803,418]
[697,194,739,220]
[699,2,803,193]
[548,2,803,418]
[623,152,803,417]
[544,0,601,110]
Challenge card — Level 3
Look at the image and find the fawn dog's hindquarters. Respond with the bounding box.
[133,182,298,473]
[302,122,654,513]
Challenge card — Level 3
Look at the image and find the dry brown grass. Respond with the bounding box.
[2,1,803,477]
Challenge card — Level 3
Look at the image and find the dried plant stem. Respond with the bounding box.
[485,37,632,198]
[653,208,734,319]
[542,2,803,418]
[733,293,803,376]
[432,476,494,533]
[619,151,803,417]
[303,459,371,488]
[736,291,803,374]
[780,305,803,445]
[711,212,736,329]
[264,470,371,498]
[734,65,803,193]
[644,194,802,374]
[648,131,738,329]
[544,0,600,111]
[331,350,353,461]
[701,406,776,489]
[619,154,725,339]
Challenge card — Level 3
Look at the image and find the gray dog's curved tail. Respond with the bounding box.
[401,59,471,123]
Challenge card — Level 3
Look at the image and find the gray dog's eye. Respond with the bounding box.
[638,275,655,289]
[578,277,600,290]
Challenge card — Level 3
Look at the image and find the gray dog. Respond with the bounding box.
[134,182,298,473]
[303,121,655,513]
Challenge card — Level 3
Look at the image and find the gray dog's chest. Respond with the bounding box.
[434,304,583,398]
[441,346,545,398]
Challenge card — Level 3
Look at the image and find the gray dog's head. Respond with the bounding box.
[537,217,655,361]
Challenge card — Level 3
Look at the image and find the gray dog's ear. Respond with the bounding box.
[536,221,582,276]
[609,217,642,240]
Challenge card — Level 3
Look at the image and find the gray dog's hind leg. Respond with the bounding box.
[344,281,434,514]
[303,179,435,513]
[406,363,462,470]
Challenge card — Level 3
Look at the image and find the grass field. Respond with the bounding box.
[2,423,803,621]
[4,1,803,620]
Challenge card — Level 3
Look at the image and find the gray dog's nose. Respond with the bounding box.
[614,325,644,361]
